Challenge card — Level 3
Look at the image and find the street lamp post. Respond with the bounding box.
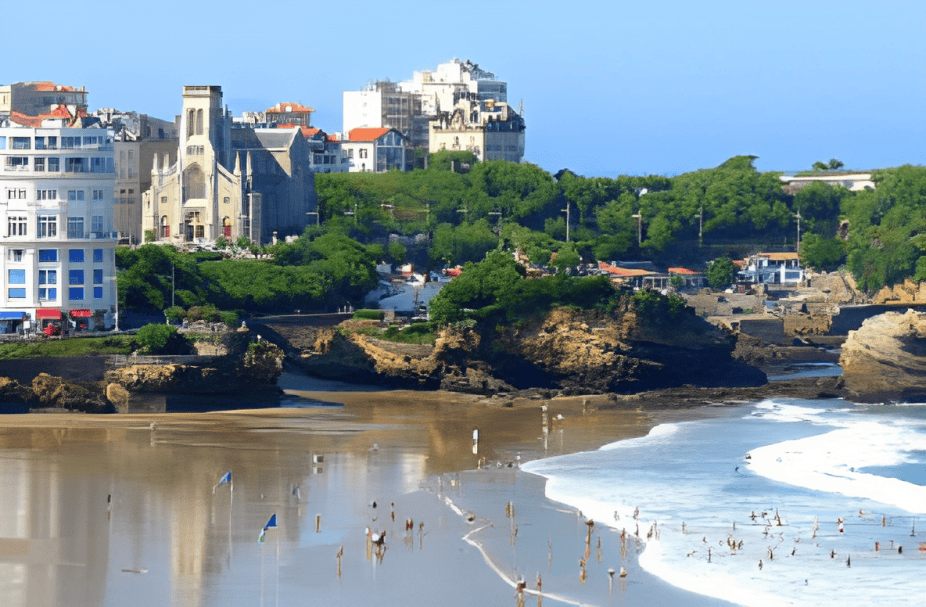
[632,213,643,245]
[794,210,802,253]
[561,202,571,242]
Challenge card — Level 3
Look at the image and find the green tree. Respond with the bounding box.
[706,256,736,289]
[551,242,580,272]
[387,241,407,265]
[799,233,845,271]
[135,323,189,354]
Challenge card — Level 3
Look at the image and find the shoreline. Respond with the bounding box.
[0,372,745,606]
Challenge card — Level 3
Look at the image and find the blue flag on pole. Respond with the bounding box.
[258,513,277,542]
[218,471,232,486]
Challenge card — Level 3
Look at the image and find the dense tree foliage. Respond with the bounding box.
[117,231,377,314]
[706,257,736,289]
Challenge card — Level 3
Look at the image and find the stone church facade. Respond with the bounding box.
[142,86,316,246]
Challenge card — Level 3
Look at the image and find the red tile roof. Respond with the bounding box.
[33,81,76,92]
[668,267,699,275]
[266,102,315,114]
[277,124,323,139]
[348,127,391,142]
[598,261,654,277]
[10,105,84,127]
[761,252,800,261]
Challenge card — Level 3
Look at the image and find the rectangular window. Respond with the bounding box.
[5,156,28,169]
[68,190,86,202]
[8,249,23,262]
[93,269,103,284]
[7,216,27,237]
[8,269,25,284]
[0,137,5,149]
[69,248,84,263]
[46,136,57,149]
[8,288,25,299]
[69,270,84,285]
[48,157,59,171]
[92,190,104,202]
[67,217,84,238]
[93,286,103,299]
[39,269,57,285]
[38,249,58,262]
[65,158,87,173]
[34,137,46,150]
[91,216,103,233]
[93,248,103,263]
[68,287,84,301]
[12,137,30,150]
[38,215,57,238]
[38,288,56,300]
[34,157,45,172]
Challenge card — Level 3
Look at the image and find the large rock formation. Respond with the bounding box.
[872,278,926,305]
[297,304,766,396]
[838,309,926,402]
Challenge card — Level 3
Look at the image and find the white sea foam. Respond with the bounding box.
[525,400,926,607]
[747,421,926,514]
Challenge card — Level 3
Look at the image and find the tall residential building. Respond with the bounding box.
[142,86,317,246]
[343,58,516,155]
[0,81,88,123]
[92,109,179,244]
[0,118,117,333]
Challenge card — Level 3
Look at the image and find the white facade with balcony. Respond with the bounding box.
[0,119,117,333]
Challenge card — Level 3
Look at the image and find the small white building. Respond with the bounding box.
[738,252,804,286]
[0,117,117,333]
[341,128,409,173]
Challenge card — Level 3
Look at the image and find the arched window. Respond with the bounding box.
[160,216,169,238]
[222,216,231,238]
[196,109,203,135]
[187,109,195,137]
[183,165,205,201]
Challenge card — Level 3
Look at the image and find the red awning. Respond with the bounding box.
[70,309,92,317]
[36,309,61,319]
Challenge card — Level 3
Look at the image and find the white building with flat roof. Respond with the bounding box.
[0,118,117,333]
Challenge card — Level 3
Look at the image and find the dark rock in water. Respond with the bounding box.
[839,309,926,402]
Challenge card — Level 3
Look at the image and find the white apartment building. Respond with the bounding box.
[0,118,117,333]
[343,58,511,152]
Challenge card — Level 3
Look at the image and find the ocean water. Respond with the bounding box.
[523,398,926,606]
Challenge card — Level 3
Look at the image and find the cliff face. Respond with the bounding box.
[838,309,926,402]
[297,305,765,396]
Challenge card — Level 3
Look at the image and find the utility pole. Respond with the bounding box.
[794,210,802,253]
[562,202,571,242]
[695,206,703,247]
[171,263,175,308]
[632,213,642,245]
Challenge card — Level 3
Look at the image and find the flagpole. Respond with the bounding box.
[229,480,233,558]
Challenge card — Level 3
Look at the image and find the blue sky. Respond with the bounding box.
[6,0,924,177]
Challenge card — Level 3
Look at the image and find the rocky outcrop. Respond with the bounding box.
[296,304,765,396]
[872,278,926,305]
[808,271,869,305]
[838,309,926,402]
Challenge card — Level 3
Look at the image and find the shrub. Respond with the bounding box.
[220,310,239,327]
[136,323,189,354]
[164,306,186,323]
[353,309,382,320]
[185,305,222,323]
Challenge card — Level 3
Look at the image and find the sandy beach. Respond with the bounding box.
[0,370,737,606]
